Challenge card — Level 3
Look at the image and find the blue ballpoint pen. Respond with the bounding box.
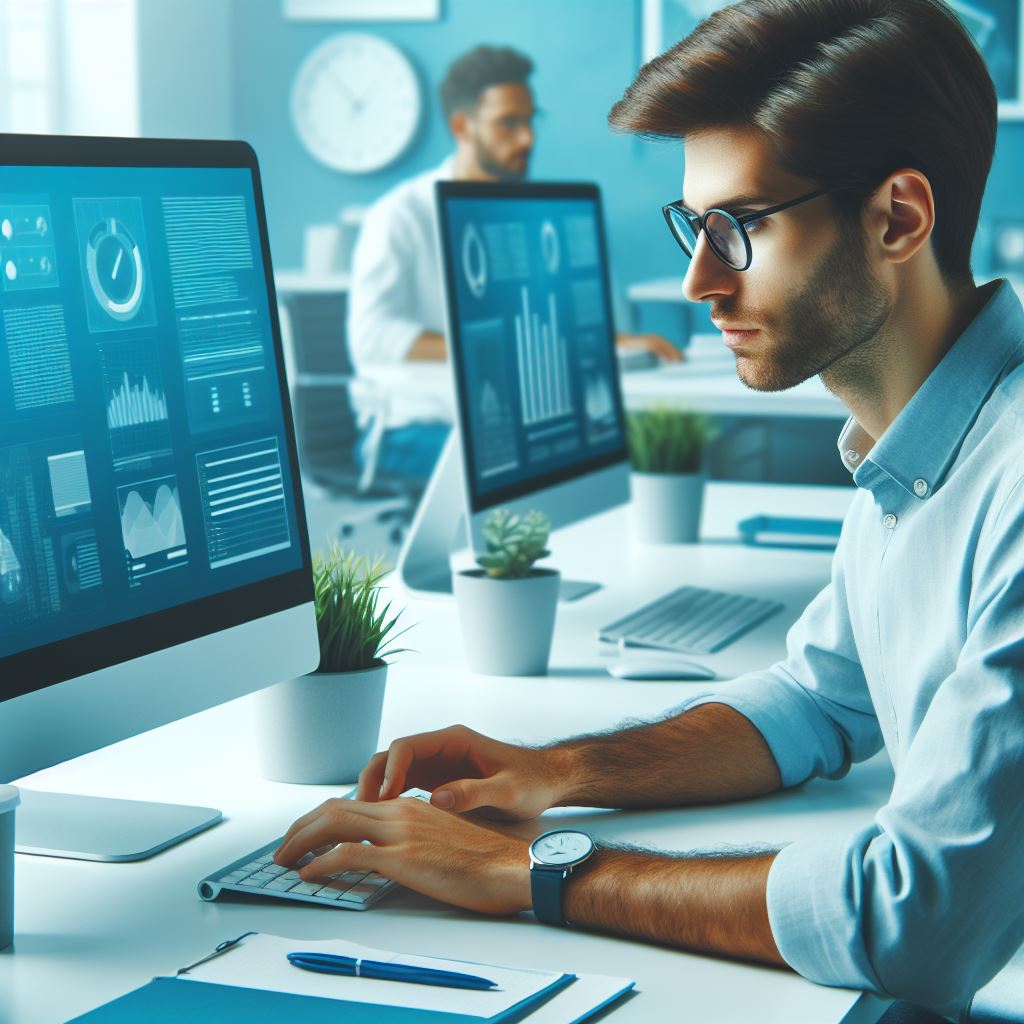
[286,951,498,990]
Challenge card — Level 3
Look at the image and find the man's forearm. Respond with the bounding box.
[563,845,785,966]
[406,330,446,361]
[552,703,782,808]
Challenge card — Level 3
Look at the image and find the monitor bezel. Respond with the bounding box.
[0,133,313,703]
[435,180,629,515]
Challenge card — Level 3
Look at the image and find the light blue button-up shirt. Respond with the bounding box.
[683,280,1024,1020]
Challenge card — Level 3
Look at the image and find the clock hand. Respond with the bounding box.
[111,247,123,281]
[327,68,360,112]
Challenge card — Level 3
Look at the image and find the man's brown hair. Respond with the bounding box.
[609,0,997,284]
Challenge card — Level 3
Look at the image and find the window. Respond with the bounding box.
[0,0,137,135]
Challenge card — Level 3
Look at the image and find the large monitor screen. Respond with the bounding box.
[438,183,628,512]
[0,155,305,668]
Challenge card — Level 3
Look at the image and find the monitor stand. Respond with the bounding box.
[397,435,601,602]
[15,789,221,862]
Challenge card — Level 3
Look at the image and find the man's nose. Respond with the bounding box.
[681,233,738,304]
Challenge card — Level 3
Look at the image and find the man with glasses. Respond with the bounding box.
[347,45,678,482]
[281,2,1022,1019]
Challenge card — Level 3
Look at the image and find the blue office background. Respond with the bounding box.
[226,0,1024,320]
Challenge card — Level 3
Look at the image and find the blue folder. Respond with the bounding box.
[67,973,577,1024]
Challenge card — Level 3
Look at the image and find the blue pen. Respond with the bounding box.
[286,952,498,990]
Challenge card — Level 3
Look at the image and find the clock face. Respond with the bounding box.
[291,33,421,174]
[533,831,594,865]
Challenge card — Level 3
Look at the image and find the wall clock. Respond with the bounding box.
[291,33,422,173]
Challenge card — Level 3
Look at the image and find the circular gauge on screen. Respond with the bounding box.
[85,217,145,321]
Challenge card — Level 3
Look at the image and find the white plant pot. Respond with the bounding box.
[452,569,560,676]
[256,661,387,784]
[630,471,705,544]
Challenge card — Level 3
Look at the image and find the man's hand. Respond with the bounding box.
[356,724,568,820]
[274,796,531,916]
[615,332,684,362]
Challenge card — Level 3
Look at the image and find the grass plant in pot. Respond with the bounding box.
[453,509,559,676]
[256,545,408,784]
[627,406,712,544]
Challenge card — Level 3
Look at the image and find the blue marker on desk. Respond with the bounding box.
[286,952,498,990]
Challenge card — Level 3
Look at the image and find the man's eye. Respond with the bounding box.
[745,218,767,235]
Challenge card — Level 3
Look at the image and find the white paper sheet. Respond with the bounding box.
[179,933,571,1018]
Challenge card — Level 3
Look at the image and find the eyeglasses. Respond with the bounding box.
[662,188,830,272]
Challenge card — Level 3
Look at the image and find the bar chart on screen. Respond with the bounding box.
[515,285,573,426]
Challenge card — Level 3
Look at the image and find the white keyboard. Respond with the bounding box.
[197,837,396,911]
[599,585,783,654]
[197,789,430,912]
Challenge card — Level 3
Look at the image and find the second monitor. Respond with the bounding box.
[398,182,629,597]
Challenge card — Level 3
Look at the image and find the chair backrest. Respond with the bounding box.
[280,290,360,491]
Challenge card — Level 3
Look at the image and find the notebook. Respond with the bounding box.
[69,932,635,1024]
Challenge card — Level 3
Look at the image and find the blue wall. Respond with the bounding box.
[231,0,1024,298]
[231,0,686,299]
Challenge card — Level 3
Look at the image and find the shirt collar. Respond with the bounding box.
[837,279,1024,495]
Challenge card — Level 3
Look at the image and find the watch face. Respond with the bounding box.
[532,831,594,866]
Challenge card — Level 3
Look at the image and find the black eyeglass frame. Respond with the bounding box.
[662,187,831,272]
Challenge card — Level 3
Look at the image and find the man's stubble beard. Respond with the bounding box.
[473,137,529,183]
[728,221,892,396]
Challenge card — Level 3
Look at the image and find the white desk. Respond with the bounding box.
[3,488,893,1024]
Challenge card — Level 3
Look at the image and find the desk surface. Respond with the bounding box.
[3,493,890,1024]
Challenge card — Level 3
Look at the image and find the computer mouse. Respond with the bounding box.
[606,658,716,681]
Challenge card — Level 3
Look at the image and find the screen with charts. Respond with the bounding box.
[0,163,304,662]
[439,185,627,510]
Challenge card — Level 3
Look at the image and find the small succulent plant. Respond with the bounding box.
[313,544,409,673]
[476,508,551,579]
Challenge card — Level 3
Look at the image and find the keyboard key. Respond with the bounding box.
[220,870,249,883]
[236,876,265,888]
[290,881,325,896]
[262,864,289,878]
[332,871,369,889]
[265,878,300,892]
[343,882,380,903]
[280,871,303,883]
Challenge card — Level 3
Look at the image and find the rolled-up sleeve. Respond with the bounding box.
[678,530,884,787]
[347,201,423,368]
[767,479,1024,1017]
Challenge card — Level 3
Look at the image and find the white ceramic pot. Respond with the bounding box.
[452,568,560,676]
[256,661,387,784]
[630,471,705,544]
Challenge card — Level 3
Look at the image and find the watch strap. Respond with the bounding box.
[531,865,568,926]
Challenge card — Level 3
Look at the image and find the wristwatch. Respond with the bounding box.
[529,829,595,926]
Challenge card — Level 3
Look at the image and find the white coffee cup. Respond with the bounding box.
[0,784,19,951]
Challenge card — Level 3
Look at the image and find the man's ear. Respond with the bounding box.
[866,168,936,266]
[449,110,472,143]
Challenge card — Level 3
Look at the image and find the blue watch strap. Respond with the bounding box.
[531,865,568,926]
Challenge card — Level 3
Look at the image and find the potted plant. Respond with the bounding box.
[627,406,712,543]
[452,509,559,676]
[256,544,408,784]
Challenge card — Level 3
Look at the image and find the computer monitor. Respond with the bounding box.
[0,134,319,859]
[397,182,629,598]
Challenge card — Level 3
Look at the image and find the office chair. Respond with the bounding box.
[277,290,421,545]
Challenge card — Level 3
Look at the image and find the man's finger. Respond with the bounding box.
[379,728,462,799]
[299,840,389,884]
[275,801,394,865]
[433,775,509,814]
[276,799,336,854]
[357,751,388,801]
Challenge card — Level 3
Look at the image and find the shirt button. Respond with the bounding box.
[913,478,929,497]
[883,513,898,529]
[846,450,860,464]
